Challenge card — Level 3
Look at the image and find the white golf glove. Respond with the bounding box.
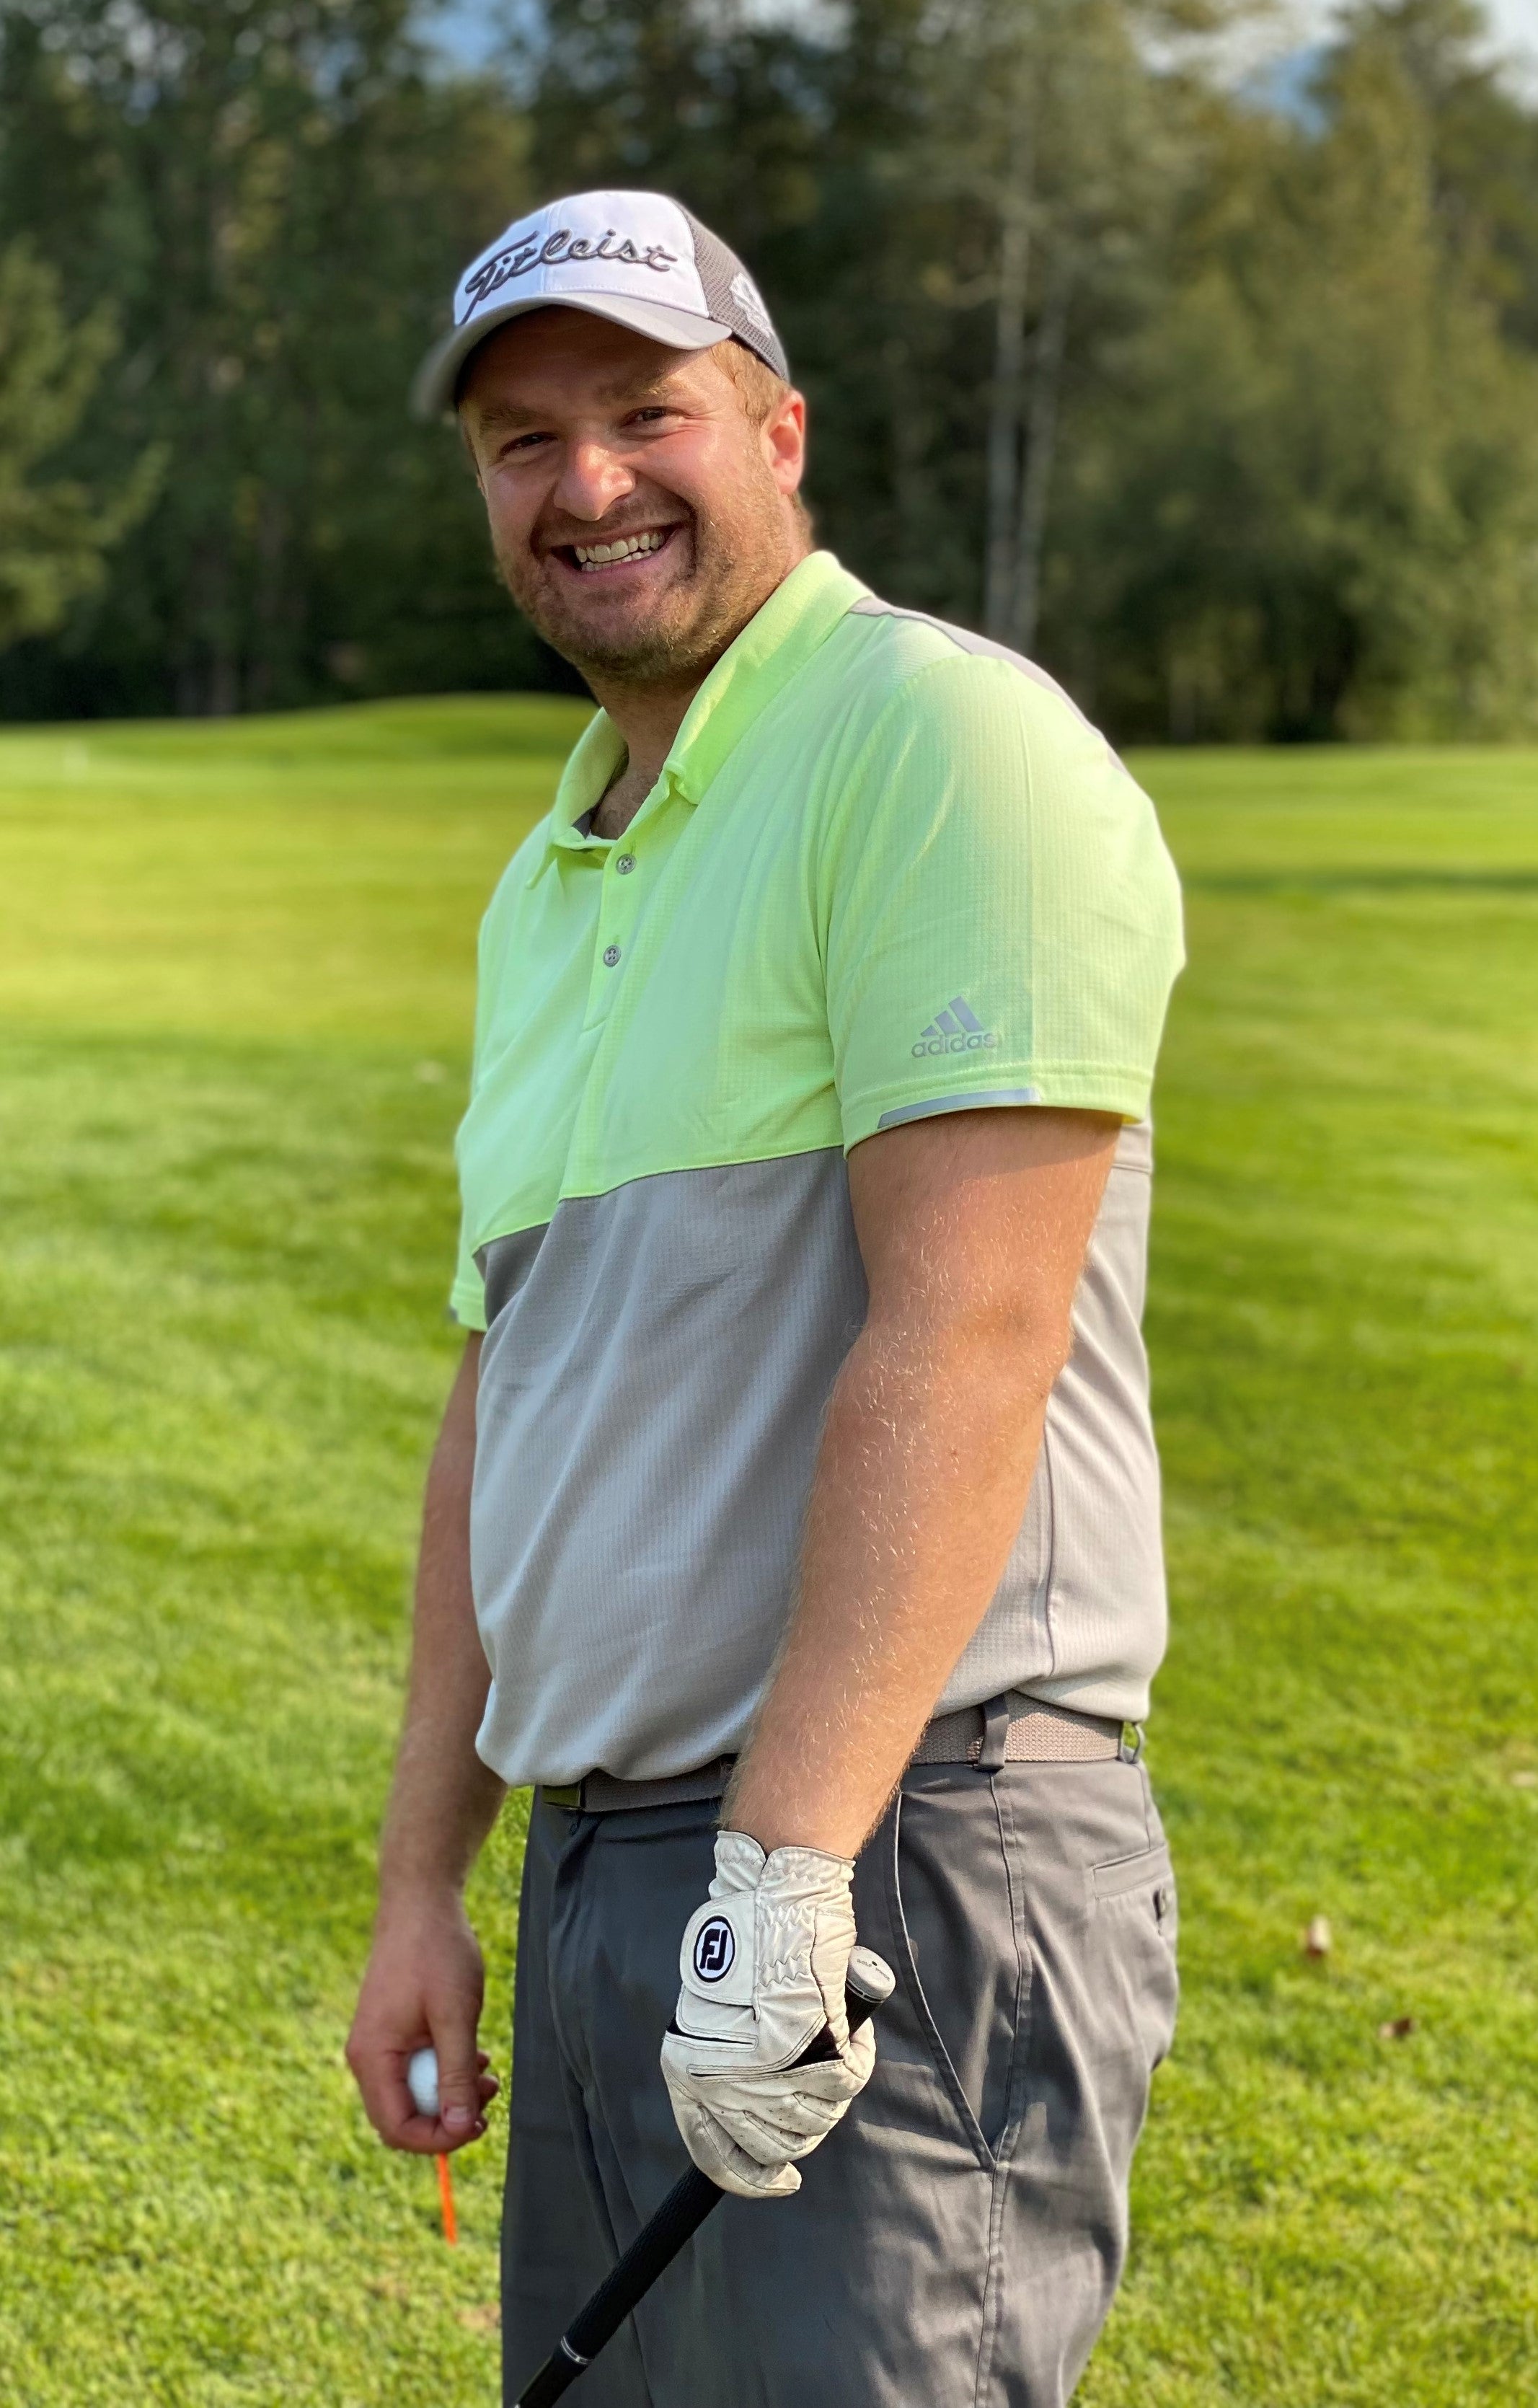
[660,1830,892,2200]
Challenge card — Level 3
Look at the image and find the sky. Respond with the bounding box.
[1274,0,1538,87]
[427,0,1538,92]
[1455,0,1537,43]
[428,0,506,67]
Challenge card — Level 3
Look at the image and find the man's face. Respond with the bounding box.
[458,309,808,689]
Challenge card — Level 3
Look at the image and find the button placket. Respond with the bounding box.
[588,832,644,1018]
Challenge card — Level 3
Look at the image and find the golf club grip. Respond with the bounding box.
[513,1984,881,2407]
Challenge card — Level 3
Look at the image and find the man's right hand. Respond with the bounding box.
[346,1889,499,2154]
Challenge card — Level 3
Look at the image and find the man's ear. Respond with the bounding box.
[763,387,807,500]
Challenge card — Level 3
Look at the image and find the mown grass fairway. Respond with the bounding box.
[1,704,1535,2404]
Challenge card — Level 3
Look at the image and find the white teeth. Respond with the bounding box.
[573,529,668,569]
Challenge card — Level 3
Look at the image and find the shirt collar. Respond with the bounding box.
[545,708,627,856]
[539,550,869,866]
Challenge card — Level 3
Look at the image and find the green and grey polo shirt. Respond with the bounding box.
[451,551,1184,1788]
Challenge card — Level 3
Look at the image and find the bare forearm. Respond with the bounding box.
[729,1107,1121,1860]
[727,1310,1059,1856]
[378,1335,505,1903]
[350,1336,505,2152]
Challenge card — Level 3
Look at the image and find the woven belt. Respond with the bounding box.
[540,1695,1142,1815]
[911,1693,1141,1767]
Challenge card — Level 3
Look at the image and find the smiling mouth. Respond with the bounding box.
[554,526,680,575]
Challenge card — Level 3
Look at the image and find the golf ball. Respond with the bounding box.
[406,2047,440,2118]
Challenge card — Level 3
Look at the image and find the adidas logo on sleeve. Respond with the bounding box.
[912,996,1000,1058]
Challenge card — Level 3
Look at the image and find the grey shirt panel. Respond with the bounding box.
[469,1125,1163,1788]
[472,1152,868,1788]
[937,1119,1166,1720]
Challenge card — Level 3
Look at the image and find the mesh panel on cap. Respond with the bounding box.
[681,208,790,382]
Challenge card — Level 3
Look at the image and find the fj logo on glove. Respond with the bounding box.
[663,1835,890,2199]
[692,1915,735,1983]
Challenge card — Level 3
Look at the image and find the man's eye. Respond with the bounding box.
[631,407,671,425]
[500,432,550,457]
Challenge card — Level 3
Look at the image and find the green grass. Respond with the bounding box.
[1,703,1534,2404]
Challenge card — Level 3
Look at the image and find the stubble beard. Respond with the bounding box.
[492,475,797,697]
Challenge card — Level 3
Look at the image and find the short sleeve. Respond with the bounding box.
[821,654,1184,1147]
[448,1214,490,1333]
[447,907,501,1334]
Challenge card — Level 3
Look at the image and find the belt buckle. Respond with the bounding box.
[1119,1721,1145,1765]
[543,1780,584,1810]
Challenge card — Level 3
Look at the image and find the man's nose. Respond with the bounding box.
[554,440,635,522]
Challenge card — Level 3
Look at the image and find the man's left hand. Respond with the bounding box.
[660,1832,889,2199]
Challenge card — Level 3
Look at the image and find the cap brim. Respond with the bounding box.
[412,293,735,420]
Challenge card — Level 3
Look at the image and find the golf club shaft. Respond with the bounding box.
[514,2164,720,2408]
[512,1983,881,2407]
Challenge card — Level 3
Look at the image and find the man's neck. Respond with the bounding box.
[585,543,810,841]
[587,676,700,842]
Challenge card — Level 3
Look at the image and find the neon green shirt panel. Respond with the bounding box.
[448,554,870,1326]
[821,646,1186,1145]
[449,552,1184,1331]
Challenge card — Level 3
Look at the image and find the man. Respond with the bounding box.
[348,189,1185,2407]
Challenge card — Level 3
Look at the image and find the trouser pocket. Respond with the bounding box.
[1088,1837,1179,2076]
[883,1776,1030,2165]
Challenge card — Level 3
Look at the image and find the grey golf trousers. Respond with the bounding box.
[503,1753,1177,2407]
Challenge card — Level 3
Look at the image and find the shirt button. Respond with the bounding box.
[602,944,622,967]
[615,853,637,875]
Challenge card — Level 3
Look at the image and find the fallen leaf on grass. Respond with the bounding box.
[1304,1915,1332,1958]
[458,2304,500,2333]
[1378,2016,1416,2040]
[1509,1771,1538,1789]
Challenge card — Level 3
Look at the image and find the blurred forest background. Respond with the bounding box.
[1,0,1537,741]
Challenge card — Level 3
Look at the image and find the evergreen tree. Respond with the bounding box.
[0,239,154,647]
[2,0,1537,735]
[1050,2,1538,736]
[0,0,534,714]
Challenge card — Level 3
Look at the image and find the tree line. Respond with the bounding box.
[1,0,1535,739]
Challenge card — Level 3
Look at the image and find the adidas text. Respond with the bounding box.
[913,1031,1000,1057]
[913,995,999,1057]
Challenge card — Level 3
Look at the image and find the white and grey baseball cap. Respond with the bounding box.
[412,189,790,418]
